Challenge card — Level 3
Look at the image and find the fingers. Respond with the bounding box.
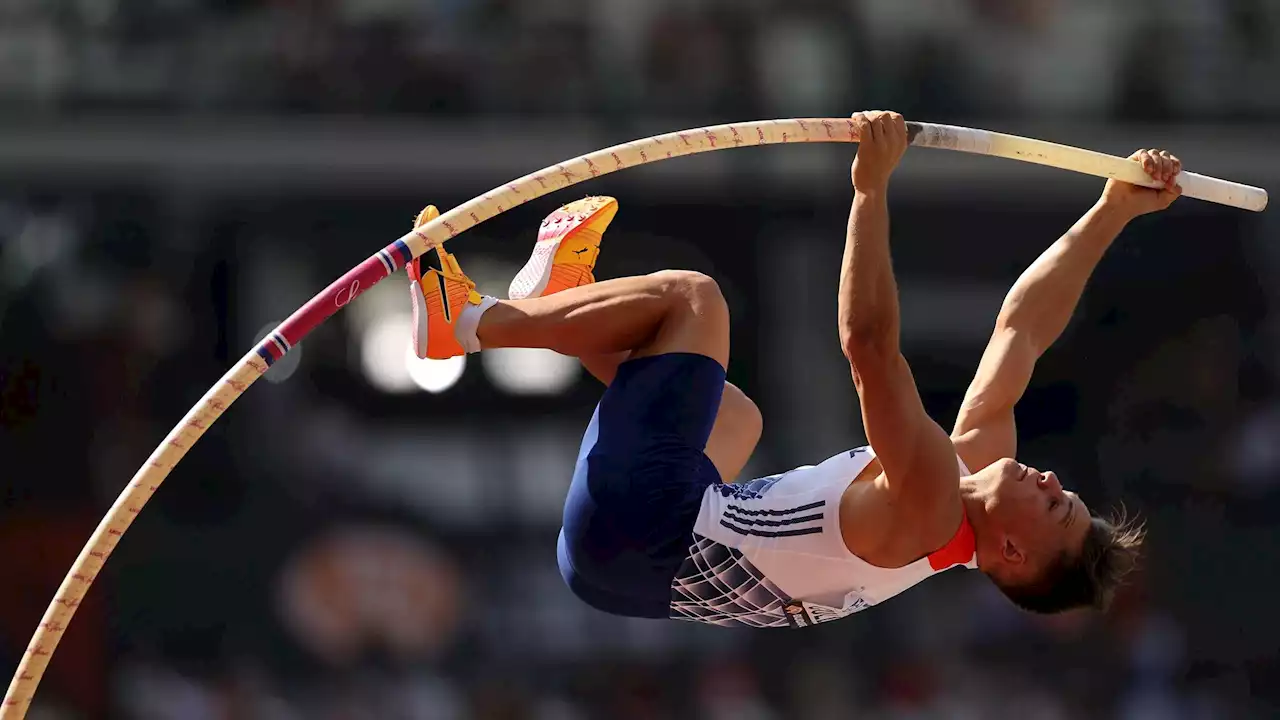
[1146,147,1167,181]
[850,111,908,191]
[850,112,873,142]
[1138,148,1183,208]
[1134,148,1183,188]
[874,111,907,147]
[851,111,907,146]
[872,112,891,144]
[1152,149,1180,186]
[1161,150,1182,188]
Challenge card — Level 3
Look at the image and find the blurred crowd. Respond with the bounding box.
[3,1,1280,719]
[0,0,1278,121]
[5,188,1278,718]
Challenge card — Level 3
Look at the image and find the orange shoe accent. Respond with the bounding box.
[508,196,617,300]
[407,205,483,359]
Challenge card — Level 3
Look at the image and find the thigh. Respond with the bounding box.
[558,353,727,615]
[592,353,727,461]
[579,357,759,484]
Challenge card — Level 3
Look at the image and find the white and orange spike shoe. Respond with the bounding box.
[406,205,486,359]
[508,196,617,300]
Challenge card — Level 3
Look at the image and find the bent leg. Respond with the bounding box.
[511,276,756,481]
[477,270,730,369]
[580,352,762,483]
[533,272,759,616]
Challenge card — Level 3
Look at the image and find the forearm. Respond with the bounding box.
[997,200,1132,354]
[839,191,902,356]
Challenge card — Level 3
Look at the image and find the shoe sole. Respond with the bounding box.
[508,241,560,300]
[508,197,613,300]
[409,205,440,359]
[410,277,430,359]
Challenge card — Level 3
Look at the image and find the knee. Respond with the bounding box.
[652,270,728,318]
[707,382,762,482]
[723,383,763,445]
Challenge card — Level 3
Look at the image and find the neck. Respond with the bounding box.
[958,477,994,550]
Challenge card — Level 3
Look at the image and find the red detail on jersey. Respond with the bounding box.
[927,513,976,571]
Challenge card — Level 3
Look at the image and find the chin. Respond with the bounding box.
[979,458,1023,490]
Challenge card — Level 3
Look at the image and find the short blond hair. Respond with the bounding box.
[996,506,1146,614]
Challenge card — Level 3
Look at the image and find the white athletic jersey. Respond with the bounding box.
[669,446,978,628]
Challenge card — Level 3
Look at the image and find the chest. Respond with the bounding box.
[838,460,963,568]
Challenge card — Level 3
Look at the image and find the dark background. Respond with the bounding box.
[2,1,1280,718]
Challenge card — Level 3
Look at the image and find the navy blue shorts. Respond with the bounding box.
[557,353,726,619]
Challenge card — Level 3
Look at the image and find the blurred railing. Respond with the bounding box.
[0,117,1275,195]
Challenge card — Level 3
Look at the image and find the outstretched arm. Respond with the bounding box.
[952,149,1184,471]
[840,111,958,499]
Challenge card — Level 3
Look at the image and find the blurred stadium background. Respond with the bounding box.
[2,1,1280,718]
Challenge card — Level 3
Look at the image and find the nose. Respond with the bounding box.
[1037,471,1062,493]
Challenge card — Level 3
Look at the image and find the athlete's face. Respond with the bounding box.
[978,458,1092,582]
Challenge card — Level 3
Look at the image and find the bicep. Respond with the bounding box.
[950,326,1038,471]
[850,349,960,494]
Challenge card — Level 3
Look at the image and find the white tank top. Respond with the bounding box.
[669,446,977,628]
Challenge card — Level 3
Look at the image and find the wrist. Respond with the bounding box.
[1092,197,1139,224]
[1095,195,1141,222]
[854,183,888,200]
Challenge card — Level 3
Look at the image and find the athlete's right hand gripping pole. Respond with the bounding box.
[905,122,1267,211]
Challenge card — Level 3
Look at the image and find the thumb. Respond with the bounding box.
[1158,183,1183,206]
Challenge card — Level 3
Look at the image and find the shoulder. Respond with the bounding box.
[838,463,964,567]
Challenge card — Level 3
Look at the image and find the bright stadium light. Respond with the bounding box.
[350,268,472,395]
[359,314,468,395]
[407,352,466,394]
[254,322,303,384]
[360,315,417,394]
[482,348,580,396]
[458,255,582,396]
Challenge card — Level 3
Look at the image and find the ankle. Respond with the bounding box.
[455,296,498,353]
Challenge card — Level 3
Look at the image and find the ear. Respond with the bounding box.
[1001,537,1025,565]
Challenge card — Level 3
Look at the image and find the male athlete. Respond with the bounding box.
[405,111,1168,628]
